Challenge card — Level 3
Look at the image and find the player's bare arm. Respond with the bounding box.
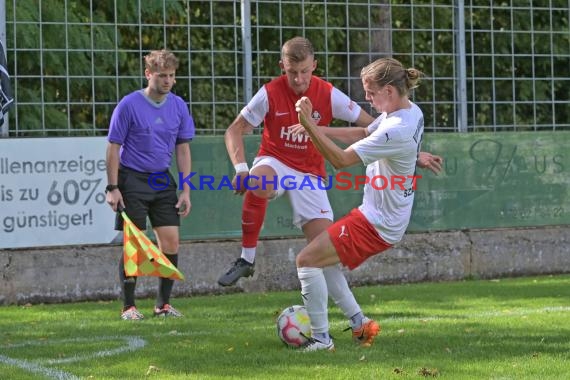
[296,97,361,170]
[353,109,375,127]
[224,115,255,195]
[224,115,254,167]
[288,123,367,145]
[321,126,368,144]
[175,142,192,217]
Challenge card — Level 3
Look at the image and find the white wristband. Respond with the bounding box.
[234,162,249,173]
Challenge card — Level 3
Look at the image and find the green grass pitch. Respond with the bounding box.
[1,274,569,379]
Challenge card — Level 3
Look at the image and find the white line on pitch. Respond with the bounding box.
[0,336,146,379]
[0,355,79,380]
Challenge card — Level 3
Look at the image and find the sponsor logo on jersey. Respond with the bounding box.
[311,110,322,124]
[280,126,311,146]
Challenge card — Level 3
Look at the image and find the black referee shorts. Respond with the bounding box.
[114,165,180,231]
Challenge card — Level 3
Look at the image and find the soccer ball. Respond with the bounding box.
[276,305,311,347]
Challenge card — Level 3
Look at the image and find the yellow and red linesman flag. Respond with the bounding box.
[121,211,185,281]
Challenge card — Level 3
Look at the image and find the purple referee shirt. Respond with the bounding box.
[107,90,195,173]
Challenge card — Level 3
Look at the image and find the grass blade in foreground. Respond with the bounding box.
[0,275,569,379]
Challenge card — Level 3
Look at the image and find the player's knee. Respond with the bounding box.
[160,241,179,254]
[248,171,278,199]
[296,250,314,268]
[250,186,277,200]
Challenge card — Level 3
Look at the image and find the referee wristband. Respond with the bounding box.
[234,163,249,173]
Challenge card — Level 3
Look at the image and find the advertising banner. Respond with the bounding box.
[0,137,118,249]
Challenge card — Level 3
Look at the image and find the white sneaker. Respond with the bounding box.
[301,337,335,352]
[121,306,144,320]
[153,304,183,318]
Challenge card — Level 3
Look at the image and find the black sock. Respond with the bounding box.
[156,253,178,308]
[119,255,137,309]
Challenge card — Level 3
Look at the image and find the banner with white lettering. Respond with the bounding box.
[0,137,119,248]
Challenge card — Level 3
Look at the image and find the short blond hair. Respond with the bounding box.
[281,37,314,63]
[144,49,179,72]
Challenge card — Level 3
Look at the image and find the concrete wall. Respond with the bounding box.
[1,226,569,305]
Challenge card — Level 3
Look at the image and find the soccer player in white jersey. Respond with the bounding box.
[293,57,427,351]
[221,37,442,348]
[219,37,385,345]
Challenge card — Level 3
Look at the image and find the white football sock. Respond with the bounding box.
[240,247,256,264]
[350,311,365,328]
[323,265,361,319]
[297,267,329,334]
[312,332,331,344]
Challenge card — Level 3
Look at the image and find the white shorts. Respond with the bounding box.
[252,156,334,228]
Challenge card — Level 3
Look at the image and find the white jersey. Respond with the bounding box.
[350,102,424,244]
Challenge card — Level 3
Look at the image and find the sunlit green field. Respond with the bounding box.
[1,274,569,379]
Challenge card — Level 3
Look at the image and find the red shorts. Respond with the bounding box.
[327,208,393,270]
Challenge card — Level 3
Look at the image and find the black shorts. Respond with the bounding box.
[114,165,180,231]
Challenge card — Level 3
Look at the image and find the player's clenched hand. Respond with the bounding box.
[295,96,315,130]
[417,151,443,175]
[232,172,249,195]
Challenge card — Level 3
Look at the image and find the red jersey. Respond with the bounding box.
[257,75,335,177]
[240,75,362,177]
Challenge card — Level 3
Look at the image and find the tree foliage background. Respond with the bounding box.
[5,0,569,137]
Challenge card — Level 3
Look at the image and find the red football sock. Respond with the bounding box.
[242,191,268,248]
